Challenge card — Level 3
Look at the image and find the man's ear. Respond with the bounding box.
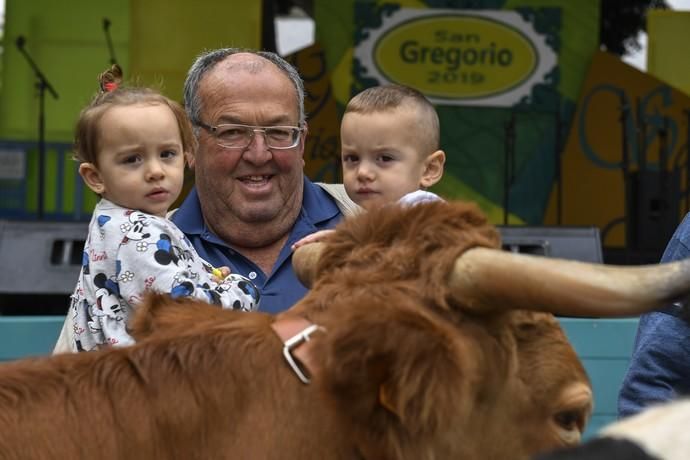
[186,128,201,169]
[299,121,309,150]
[79,162,105,195]
[185,150,196,170]
[420,149,445,188]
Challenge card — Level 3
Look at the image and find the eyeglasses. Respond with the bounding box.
[197,122,303,150]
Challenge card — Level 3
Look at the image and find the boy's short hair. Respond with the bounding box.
[344,84,440,154]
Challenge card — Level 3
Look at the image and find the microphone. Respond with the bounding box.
[16,35,25,49]
[103,18,111,31]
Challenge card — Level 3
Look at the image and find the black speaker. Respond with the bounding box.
[497,226,603,263]
[626,170,680,251]
[0,220,87,295]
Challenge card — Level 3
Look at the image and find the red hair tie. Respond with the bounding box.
[104,82,118,92]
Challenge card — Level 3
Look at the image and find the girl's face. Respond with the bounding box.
[79,103,186,217]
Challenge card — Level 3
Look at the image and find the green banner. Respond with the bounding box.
[315,0,600,224]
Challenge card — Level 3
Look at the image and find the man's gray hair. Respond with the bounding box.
[183,48,306,130]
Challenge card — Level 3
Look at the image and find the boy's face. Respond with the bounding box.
[341,106,436,210]
[79,103,186,217]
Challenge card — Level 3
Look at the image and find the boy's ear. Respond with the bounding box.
[420,149,446,188]
[79,162,105,194]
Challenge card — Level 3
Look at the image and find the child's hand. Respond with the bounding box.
[291,229,336,250]
[212,266,231,282]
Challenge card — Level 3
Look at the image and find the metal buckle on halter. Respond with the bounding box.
[282,324,324,384]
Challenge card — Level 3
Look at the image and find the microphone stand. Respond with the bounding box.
[16,36,59,220]
[503,112,516,225]
[103,18,118,66]
[684,109,690,214]
[618,90,632,261]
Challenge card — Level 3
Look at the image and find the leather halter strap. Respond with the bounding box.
[271,317,325,384]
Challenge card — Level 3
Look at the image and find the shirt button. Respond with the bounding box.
[248,271,257,280]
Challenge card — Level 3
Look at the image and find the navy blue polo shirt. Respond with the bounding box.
[172,178,343,314]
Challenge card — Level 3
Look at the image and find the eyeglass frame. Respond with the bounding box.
[196,121,304,150]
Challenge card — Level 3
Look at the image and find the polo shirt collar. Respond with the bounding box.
[172,187,205,236]
[173,177,340,237]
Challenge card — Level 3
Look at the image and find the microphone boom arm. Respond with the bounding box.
[16,36,59,100]
[103,18,118,66]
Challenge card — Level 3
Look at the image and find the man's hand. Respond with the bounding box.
[291,229,336,250]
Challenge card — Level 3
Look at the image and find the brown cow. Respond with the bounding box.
[2,201,690,459]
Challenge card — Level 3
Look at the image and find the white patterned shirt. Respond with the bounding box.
[61,199,260,352]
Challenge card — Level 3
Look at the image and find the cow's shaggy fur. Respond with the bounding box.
[0,201,590,460]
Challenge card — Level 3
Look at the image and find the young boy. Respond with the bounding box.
[54,65,260,353]
[294,84,445,249]
[340,83,445,210]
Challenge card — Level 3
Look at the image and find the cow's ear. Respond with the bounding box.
[319,302,470,455]
[129,292,220,340]
[129,292,174,339]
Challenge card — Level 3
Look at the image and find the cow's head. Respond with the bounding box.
[289,201,690,459]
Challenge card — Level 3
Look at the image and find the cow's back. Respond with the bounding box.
[0,309,353,459]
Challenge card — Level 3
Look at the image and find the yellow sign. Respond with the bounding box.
[374,15,538,99]
[355,9,556,107]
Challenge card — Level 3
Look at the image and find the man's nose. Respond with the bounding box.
[242,132,273,165]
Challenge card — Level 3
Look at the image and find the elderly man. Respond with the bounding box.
[171,48,355,314]
[54,49,354,353]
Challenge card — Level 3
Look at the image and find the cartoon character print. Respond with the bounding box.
[87,272,124,334]
[154,233,195,268]
[82,249,90,275]
[153,232,201,296]
[70,280,88,352]
[120,211,152,242]
[96,214,111,239]
[170,281,196,298]
[211,274,261,311]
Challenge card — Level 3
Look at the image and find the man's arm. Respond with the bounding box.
[53,315,76,354]
[315,183,361,217]
[618,213,690,417]
[618,310,690,417]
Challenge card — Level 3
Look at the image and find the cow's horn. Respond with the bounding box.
[293,242,325,288]
[448,247,690,317]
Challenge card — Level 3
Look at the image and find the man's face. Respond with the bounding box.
[189,54,306,234]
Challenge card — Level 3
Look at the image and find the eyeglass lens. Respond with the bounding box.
[215,125,299,149]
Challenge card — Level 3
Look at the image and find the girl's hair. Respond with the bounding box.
[73,65,195,165]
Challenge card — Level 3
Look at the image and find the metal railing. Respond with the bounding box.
[0,140,94,221]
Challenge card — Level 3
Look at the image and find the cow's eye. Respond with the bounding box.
[554,410,583,432]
